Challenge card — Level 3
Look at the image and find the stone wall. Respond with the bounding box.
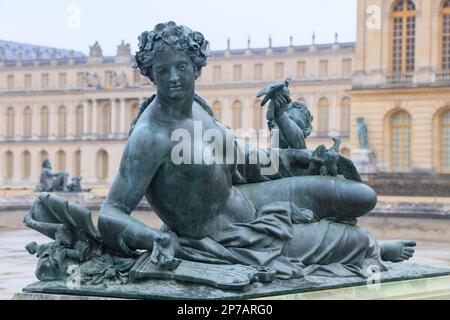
[364,173,450,197]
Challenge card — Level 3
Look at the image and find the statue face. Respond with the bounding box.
[152,47,196,101]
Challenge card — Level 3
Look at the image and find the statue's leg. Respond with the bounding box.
[282,219,379,266]
[237,176,377,220]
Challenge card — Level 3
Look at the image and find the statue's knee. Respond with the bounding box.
[356,184,377,215]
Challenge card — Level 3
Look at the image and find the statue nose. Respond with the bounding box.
[169,68,180,84]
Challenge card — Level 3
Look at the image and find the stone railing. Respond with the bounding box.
[436,72,450,82]
[386,73,414,84]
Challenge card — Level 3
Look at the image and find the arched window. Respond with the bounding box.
[6,107,15,138]
[4,151,14,180]
[128,103,139,129]
[442,110,450,172]
[391,0,416,75]
[391,111,411,171]
[100,104,112,136]
[441,0,450,71]
[318,98,329,135]
[212,101,222,121]
[232,100,242,129]
[57,106,67,137]
[40,106,49,137]
[56,150,66,172]
[38,150,49,169]
[75,106,84,137]
[96,150,109,180]
[21,150,31,179]
[73,150,82,177]
[340,97,351,136]
[23,107,32,138]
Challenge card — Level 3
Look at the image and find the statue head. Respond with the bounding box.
[42,159,52,169]
[269,101,313,138]
[289,101,314,138]
[356,117,365,124]
[134,22,209,85]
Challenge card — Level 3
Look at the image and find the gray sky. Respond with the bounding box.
[0,0,357,55]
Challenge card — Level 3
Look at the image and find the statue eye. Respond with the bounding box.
[178,63,187,71]
[156,67,167,75]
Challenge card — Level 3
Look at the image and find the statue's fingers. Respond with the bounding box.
[404,247,415,254]
[273,96,284,108]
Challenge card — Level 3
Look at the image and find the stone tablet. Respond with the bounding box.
[129,253,275,291]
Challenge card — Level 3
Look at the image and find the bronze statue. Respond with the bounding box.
[35,160,70,192]
[25,22,416,289]
[357,117,369,150]
[35,160,91,193]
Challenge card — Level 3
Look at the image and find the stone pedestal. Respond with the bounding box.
[14,274,450,300]
[13,263,450,300]
[351,149,378,174]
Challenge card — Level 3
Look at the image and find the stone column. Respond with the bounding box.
[31,150,40,182]
[50,104,58,137]
[31,104,39,138]
[111,99,117,135]
[67,103,74,137]
[92,100,98,135]
[83,101,90,135]
[16,105,23,139]
[119,98,126,135]
[13,149,21,183]
[0,103,5,139]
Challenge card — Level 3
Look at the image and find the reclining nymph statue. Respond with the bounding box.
[24,22,416,287]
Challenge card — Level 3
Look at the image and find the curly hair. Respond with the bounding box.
[268,101,314,137]
[134,21,210,83]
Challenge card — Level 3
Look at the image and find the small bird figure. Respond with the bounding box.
[256,78,292,107]
[323,138,341,177]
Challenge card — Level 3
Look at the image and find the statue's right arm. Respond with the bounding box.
[98,126,169,255]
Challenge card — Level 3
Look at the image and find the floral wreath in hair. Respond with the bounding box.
[134,21,210,81]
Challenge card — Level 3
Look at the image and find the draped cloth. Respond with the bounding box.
[176,201,386,279]
[174,140,386,279]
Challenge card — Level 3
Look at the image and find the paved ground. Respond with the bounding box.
[1,227,449,300]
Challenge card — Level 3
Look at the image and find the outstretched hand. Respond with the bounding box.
[150,231,182,271]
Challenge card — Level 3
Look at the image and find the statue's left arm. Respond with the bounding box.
[231,140,314,184]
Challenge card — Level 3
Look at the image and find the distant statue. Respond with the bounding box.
[35,160,69,192]
[357,117,369,149]
[85,72,102,89]
[89,41,103,58]
[35,160,90,193]
[67,177,92,193]
[112,71,128,88]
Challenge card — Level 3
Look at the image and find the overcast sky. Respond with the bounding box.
[0,0,357,55]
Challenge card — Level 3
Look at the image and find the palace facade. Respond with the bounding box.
[0,0,449,189]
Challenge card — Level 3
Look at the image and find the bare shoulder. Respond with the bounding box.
[124,122,171,163]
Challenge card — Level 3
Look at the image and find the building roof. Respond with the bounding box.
[0,40,85,61]
[210,42,356,58]
[0,39,356,67]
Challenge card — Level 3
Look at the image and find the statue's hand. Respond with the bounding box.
[311,156,324,166]
[270,89,292,119]
[150,231,181,271]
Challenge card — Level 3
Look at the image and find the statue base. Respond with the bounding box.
[351,149,378,174]
[17,263,450,300]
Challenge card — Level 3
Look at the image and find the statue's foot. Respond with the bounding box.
[380,240,416,263]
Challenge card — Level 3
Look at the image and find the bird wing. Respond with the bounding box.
[336,155,362,182]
